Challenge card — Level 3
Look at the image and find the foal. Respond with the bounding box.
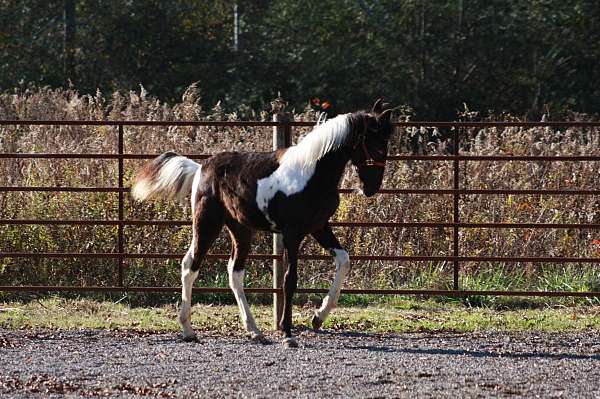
[132,99,394,347]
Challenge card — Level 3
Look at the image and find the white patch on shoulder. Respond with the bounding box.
[256,114,351,228]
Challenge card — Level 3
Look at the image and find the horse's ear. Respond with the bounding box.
[371,98,384,115]
[378,108,393,122]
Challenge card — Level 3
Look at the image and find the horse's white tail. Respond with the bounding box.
[132,152,200,202]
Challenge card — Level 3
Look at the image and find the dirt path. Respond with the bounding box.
[1,328,599,398]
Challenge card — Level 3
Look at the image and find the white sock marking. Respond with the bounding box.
[228,258,261,337]
[179,248,198,338]
[316,248,350,322]
[178,167,205,339]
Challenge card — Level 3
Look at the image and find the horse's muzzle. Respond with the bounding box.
[361,187,377,197]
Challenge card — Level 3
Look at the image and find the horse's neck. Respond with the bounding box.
[311,147,351,190]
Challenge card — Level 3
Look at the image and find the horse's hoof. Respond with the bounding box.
[282,337,298,348]
[250,334,271,345]
[312,314,323,330]
[181,334,199,343]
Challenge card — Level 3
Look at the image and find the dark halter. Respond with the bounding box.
[359,140,386,168]
[353,115,387,169]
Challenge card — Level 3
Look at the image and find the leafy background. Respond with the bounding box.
[1,1,599,119]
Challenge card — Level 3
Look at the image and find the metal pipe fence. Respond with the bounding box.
[1,119,600,299]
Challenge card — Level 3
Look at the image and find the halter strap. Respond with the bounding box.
[351,114,386,169]
[358,140,386,168]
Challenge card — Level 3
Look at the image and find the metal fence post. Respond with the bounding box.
[272,111,292,329]
[453,126,460,291]
[117,124,125,287]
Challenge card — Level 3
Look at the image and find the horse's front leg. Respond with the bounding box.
[310,224,350,330]
[278,232,302,348]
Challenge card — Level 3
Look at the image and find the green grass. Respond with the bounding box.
[1,297,599,334]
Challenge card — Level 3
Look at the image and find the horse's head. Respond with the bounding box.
[349,99,394,197]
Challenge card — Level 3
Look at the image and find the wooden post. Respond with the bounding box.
[272,109,291,329]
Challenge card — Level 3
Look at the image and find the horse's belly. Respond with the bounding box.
[223,192,277,232]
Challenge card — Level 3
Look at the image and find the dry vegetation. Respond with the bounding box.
[1,86,599,297]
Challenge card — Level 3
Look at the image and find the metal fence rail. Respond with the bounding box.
[1,119,600,298]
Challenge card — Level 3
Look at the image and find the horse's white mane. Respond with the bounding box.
[256,113,353,229]
[279,113,351,170]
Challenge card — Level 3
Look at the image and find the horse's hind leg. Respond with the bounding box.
[310,224,349,330]
[178,196,224,341]
[225,221,266,343]
[179,246,199,340]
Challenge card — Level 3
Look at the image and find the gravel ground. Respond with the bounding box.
[1,328,599,398]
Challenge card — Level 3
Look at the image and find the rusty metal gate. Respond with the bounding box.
[1,119,599,300]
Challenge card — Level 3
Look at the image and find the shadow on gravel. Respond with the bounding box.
[308,328,381,338]
[310,329,600,361]
[356,346,600,361]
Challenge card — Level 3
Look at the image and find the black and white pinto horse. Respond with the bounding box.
[132,99,394,347]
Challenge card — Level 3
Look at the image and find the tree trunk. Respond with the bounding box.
[64,0,76,84]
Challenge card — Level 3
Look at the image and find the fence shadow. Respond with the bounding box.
[307,329,600,361]
[355,346,600,361]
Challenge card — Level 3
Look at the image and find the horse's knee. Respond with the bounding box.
[331,248,350,272]
[283,274,297,291]
[283,264,298,290]
[181,252,199,305]
[181,249,194,271]
[227,258,246,288]
[181,268,197,287]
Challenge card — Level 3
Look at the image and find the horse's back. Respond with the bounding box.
[199,150,280,231]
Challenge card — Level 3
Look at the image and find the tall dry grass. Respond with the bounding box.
[1,86,599,295]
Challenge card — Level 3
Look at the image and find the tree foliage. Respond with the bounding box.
[0,0,598,119]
